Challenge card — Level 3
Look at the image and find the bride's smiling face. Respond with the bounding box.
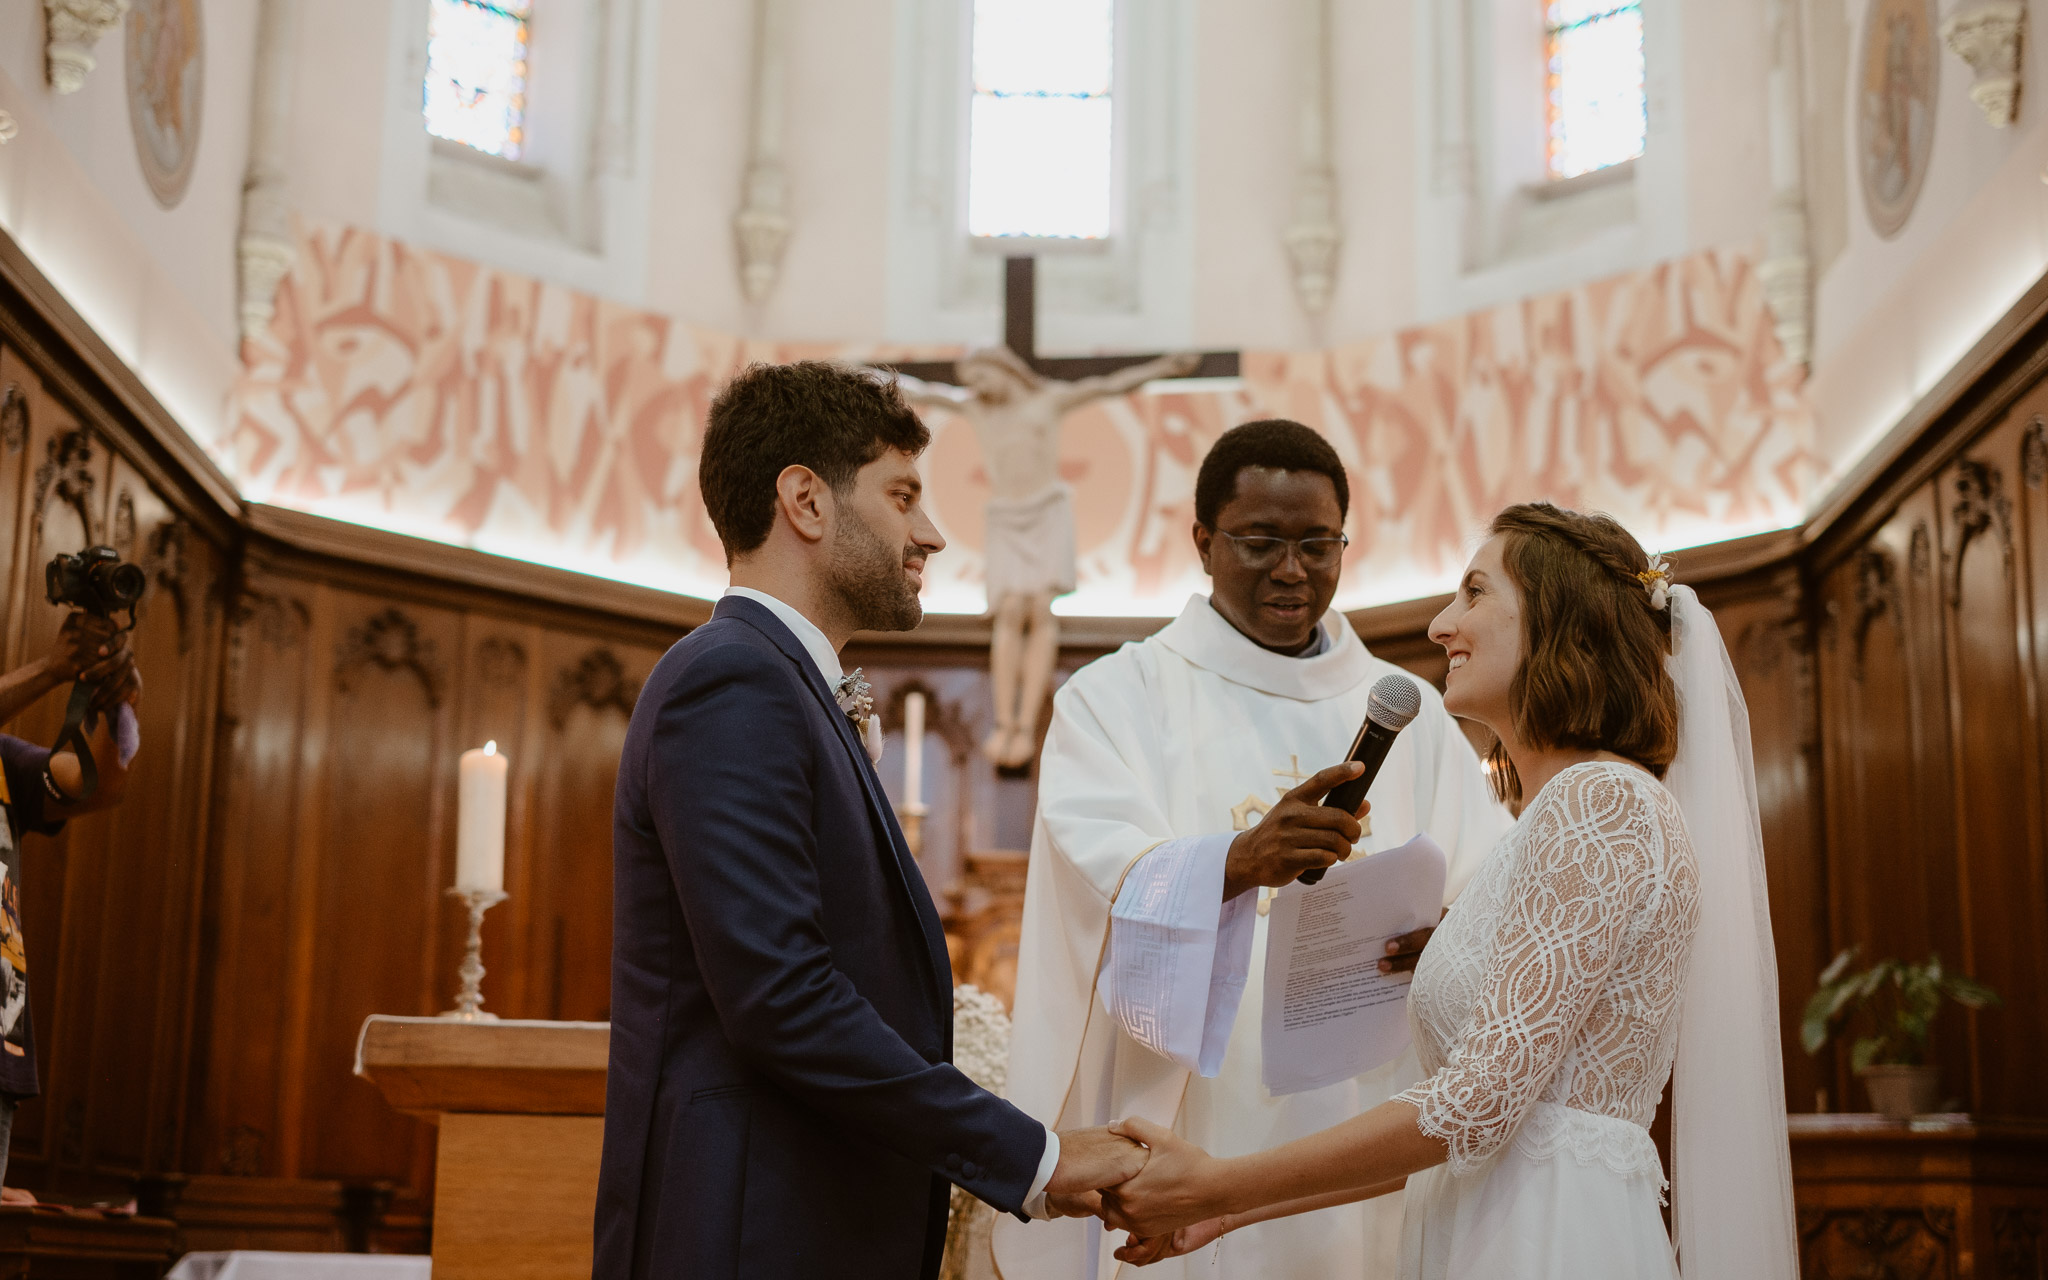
[1429,535,1524,728]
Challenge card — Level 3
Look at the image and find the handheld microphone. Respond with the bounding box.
[1299,673,1423,885]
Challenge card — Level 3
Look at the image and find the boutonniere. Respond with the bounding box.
[835,669,885,764]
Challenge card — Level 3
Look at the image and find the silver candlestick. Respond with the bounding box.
[441,886,508,1022]
[900,801,930,859]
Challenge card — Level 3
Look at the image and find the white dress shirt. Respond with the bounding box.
[720,587,1061,1216]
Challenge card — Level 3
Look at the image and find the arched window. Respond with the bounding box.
[423,0,532,160]
[1543,1,1645,180]
[967,0,1115,240]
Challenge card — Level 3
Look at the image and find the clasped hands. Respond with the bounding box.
[1045,1120,1235,1266]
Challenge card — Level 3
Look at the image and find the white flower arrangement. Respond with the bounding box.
[951,984,1012,1096]
[942,984,1014,1280]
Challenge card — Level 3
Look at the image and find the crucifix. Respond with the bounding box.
[882,258,1241,772]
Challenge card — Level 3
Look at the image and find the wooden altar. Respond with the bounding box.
[1789,1113,2048,1279]
[355,1017,609,1280]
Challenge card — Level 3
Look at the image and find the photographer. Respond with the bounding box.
[0,608,141,1196]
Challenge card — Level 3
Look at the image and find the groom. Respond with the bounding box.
[595,361,1145,1280]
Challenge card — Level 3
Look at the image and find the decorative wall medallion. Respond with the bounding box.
[124,0,204,208]
[1947,458,2013,607]
[336,608,445,707]
[1858,0,1940,239]
[0,385,26,453]
[32,428,97,544]
[549,648,640,729]
[2026,416,2048,488]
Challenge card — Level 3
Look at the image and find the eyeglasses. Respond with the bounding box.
[1213,530,1350,571]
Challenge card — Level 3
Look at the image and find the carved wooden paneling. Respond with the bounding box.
[1799,1205,1959,1279]
[4,378,117,1178]
[195,577,315,1183]
[448,625,535,1018]
[0,347,44,669]
[1941,418,2048,1118]
[295,597,459,1193]
[1704,573,1832,1118]
[1992,1205,2043,1280]
[39,465,223,1191]
[525,640,659,1023]
[1816,486,1972,1113]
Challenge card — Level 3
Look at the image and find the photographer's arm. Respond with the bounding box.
[45,708,134,818]
[0,660,61,729]
[0,613,134,731]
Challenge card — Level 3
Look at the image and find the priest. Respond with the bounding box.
[992,420,1509,1280]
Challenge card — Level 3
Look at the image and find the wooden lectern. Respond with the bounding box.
[356,1016,609,1280]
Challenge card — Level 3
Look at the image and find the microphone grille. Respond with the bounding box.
[1365,674,1422,731]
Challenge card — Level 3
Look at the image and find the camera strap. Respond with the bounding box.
[43,679,99,805]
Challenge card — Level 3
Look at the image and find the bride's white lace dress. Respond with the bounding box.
[1394,760,1701,1279]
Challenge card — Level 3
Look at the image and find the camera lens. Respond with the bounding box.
[105,562,146,605]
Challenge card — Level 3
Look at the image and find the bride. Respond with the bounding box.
[1095,503,1799,1278]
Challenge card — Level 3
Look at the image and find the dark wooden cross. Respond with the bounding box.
[879,257,1241,385]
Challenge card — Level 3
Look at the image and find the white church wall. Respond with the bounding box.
[1186,0,1423,352]
[1402,0,1775,330]
[1804,0,2048,478]
[0,0,257,456]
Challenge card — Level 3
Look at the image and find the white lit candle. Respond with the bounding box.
[903,691,926,809]
[456,741,509,893]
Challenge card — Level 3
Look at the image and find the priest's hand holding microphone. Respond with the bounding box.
[1220,673,1436,976]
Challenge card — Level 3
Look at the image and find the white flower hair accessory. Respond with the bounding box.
[1636,554,1674,610]
[835,669,885,764]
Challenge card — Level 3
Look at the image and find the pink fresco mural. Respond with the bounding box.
[223,222,1819,615]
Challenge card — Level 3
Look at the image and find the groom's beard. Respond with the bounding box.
[828,508,923,633]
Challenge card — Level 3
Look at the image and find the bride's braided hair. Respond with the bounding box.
[1481,503,1679,806]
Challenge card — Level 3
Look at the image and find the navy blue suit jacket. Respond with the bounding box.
[594,595,1047,1279]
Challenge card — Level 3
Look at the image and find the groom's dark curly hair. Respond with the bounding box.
[699,361,930,561]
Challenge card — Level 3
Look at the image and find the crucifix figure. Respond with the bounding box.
[887,259,1230,769]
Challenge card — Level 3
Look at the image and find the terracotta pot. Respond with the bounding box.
[1858,1064,1941,1119]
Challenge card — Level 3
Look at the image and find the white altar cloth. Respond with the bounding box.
[168,1252,431,1280]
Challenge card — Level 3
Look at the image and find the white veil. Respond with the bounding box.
[1659,585,1800,1278]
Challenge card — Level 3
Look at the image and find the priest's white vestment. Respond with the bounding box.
[993,597,1509,1280]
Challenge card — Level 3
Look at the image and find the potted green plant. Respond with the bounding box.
[1802,949,2000,1119]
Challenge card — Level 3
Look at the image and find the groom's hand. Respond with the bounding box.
[1047,1126,1148,1203]
[1223,761,1369,900]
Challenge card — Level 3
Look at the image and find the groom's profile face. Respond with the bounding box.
[1194,466,1345,655]
[826,448,946,632]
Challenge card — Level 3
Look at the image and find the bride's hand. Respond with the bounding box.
[1096,1117,1232,1238]
[1112,1218,1227,1266]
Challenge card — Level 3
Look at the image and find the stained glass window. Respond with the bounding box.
[1544,1,1646,180]
[422,0,532,161]
[967,0,1115,240]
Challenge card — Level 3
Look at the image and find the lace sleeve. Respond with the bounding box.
[1396,768,1663,1174]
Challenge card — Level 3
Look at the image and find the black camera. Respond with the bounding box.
[46,545,145,620]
